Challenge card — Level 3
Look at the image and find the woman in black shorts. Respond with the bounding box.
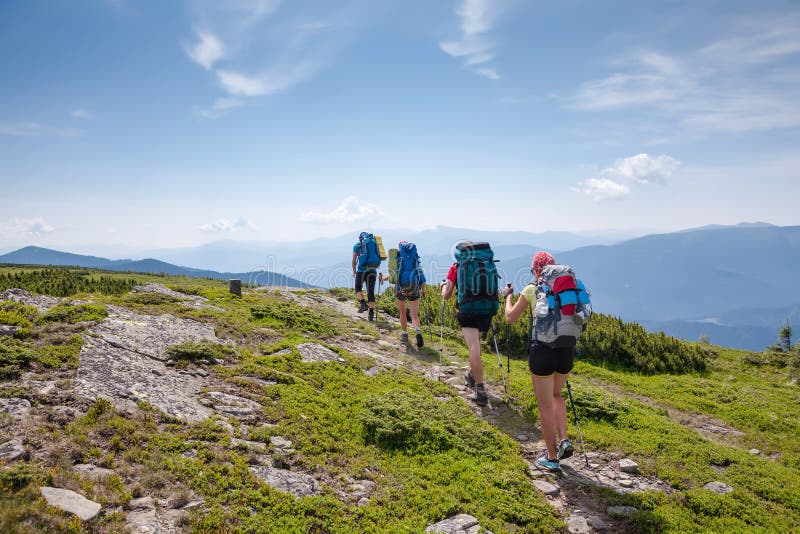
[501,251,575,471]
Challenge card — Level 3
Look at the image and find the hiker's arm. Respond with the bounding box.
[351,253,358,275]
[441,279,454,300]
[504,294,529,324]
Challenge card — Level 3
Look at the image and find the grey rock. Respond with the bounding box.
[567,515,591,534]
[127,508,159,533]
[377,340,393,349]
[748,449,760,455]
[215,406,253,417]
[703,481,733,494]
[586,515,606,530]
[426,513,481,533]
[533,480,560,496]
[249,465,321,497]
[270,436,294,450]
[0,397,32,420]
[181,500,205,510]
[2,288,59,312]
[230,438,268,453]
[516,434,528,442]
[39,487,102,520]
[357,497,370,506]
[0,439,25,461]
[607,505,639,518]
[619,458,639,474]
[208,391,261,409]
[364,366,382,376]
[73,464,116,480]
[619,478,635,488]
[0,324,20,336]
[127,496,155,511]
[180,449,198,459]
[296,342,343,363]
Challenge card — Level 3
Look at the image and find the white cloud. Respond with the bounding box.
[70,109,94,121]
[185,31,225,70]
[439,0,503,79]
[0,217,56,237]
[198,217,258,233]
[573,153,679,201]
[0,122,82,138]
[571,178,630,201]
[216,70,266,96]
[298,196,385,225]
[605,153,679,184]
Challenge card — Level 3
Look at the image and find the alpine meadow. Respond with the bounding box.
[2,1,799,533]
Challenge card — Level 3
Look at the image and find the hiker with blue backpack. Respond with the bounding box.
[440,241,500,407]
[383,241,427,347]
[352,232,385,322]
[502,251,592,471]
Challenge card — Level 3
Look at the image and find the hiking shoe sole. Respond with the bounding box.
[416,333,424,348]
[558,440,574,460]
[471,391,488,406]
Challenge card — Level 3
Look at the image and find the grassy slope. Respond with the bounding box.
[1,266,799,533]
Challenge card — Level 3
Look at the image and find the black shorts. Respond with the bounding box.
[529,341,575,377]
[395,288,420,302]
[355,271,377,302]
[457,313,493,333]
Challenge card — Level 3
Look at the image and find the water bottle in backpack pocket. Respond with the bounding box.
[531,264,592,348]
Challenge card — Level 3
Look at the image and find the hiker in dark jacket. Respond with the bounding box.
[502,251,575,471]
[352,240,378,321]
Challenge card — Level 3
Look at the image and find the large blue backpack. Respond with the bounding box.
[357,232,381,270]
[397,241,426,292]
[454,241,499,316]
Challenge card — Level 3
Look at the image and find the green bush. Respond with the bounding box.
[0,463,40,492]
[0,301,37,339]
[40,303,107,324]
[358,389,499,456]
[36,335,84,368]
[250,299,334,337]
[166,341,236,362]
[0,339,34,378]
[0,268,135,296]
[124,292,183,305]
[577,314,708,374]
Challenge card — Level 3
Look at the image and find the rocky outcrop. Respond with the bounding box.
[1,288,59,312]
[39,487,102,520]
[426,514,491,534]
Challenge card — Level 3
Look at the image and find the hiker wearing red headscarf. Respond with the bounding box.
[501,251,575,472]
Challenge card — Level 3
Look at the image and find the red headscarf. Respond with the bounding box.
[531,251,555,277]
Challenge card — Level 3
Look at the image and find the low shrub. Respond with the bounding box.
[40,303,107,324]
[250,299,334,337]
[0,339,34,378]
[166,341,236,362]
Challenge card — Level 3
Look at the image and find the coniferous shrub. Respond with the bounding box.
[0,268,135,296]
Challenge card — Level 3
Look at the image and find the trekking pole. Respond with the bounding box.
[424,292,434,345]
[439,293,445,367]
[565,379,590,467]
[505,283,512,374]
[489,322,509,405]
[375,275,382,322]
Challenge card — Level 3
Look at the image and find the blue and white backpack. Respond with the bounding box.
[529,264,592,348]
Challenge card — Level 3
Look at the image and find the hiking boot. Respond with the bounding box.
[357,300,368,313]
[471,387,488,406]
[368,309,374,321]
[400,332,409,343]
[464,370,476,388]
[557,439,574,460]
[536,455,561,472]
[416,332,424,348]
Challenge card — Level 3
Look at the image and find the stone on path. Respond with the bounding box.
[39,487,102,521]
[426,513,491,533]
[607,505,639,518]
[533,480,560,496]
[0,397,32,420]
[704,481,733,494]
[249,465,321,497]
[567,514,591,534]
[296,342,345,363]
[0,439,25,461]
[126,496,159,534]
[586,515,607,530]
[73,464,116,480]
[0,324,20,336]
[619,458,639,474]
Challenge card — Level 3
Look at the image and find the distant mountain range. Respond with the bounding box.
[0,247,310,288]
[2,222,797,351]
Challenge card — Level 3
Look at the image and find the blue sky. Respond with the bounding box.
[1,0,798,253]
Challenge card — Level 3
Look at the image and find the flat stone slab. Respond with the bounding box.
[619,458,639,474]
[0,439,25,461]
[567,515,591,534]
[607,505,638,518]
[296,342,344,363]
[704,481,733,494]
[90,305,218,362]
[0,324,20,336]
[533,480,560,496]
[39,487,102,520]
[249,465,321,497]
[426,513,490,533]
[74,338,212,422]
[127,508,159,533]
[2,288,59,312]
[73,464,116,480]
[0,397,32,420]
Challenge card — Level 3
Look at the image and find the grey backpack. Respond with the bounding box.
[529,264,592,348]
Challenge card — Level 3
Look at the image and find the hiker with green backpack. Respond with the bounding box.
[440,241,500,407]
[502,251,592,471]
[383,241,427,347]
[352,232,384,321]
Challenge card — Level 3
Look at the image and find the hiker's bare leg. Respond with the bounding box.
[398,300,408,330]
[462,327,483,384]
[409,299,421,330]
[532,373,558,459]
[553,373,569,441]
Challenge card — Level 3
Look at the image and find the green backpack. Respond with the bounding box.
[454,241,500,316]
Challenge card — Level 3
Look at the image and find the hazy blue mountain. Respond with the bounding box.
[0,247,310,288]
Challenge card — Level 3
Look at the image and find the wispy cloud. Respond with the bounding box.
[187,1,366,118]
[299,196,385,225]
[198,217,258,233]
[566,12,800,133]
[0,121,82,138]
[185,31,225,70]
[70,109,94,121]
[439,0,505,79]
[572,153,679,201]
[0,217,56,237]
